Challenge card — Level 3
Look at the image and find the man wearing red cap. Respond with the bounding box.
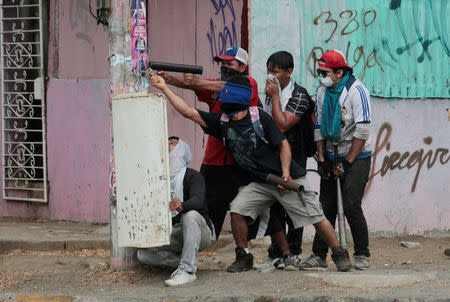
[299,50,372,270]
[156,46,259,239]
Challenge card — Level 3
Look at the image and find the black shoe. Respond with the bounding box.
[227,247,254,273]
[282,254,299,271]
[331,246,352,272]
[299,254,328,271]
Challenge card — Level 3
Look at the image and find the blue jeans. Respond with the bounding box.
[137,210,212,273]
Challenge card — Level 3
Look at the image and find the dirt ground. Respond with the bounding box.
[1,233,449,300]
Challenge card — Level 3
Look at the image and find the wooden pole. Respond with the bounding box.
[107,0,143,271]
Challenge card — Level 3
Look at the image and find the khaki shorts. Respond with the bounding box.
[230,176,325,229]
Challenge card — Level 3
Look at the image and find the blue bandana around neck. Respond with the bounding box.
[320,72,350,140]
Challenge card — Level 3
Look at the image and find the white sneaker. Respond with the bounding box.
[164,268,197,287]
[253,257,281,273]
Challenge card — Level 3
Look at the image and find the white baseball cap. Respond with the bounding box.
[214,46,248,65]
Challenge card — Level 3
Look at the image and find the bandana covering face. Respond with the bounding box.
[263,74,295,116]
[169,139,192,217]
[220,66,242,81]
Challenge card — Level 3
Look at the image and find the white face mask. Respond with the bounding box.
[319,76,334,87]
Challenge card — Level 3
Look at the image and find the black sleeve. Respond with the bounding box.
[285,85,311,118]
[181,169,207,213]
[197,109,223,140]
[259,109,285,147]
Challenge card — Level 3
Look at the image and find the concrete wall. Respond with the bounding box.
[0,0,111,222]
[0,0,246,222]
[251,0,450,236]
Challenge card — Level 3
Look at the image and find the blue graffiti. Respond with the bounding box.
[383,0,449,63]
[209,0,237,24]
[206,0,239,65]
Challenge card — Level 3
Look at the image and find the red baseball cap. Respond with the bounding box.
[318,50,352,70]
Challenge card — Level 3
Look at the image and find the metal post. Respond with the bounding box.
[333,143,347,249]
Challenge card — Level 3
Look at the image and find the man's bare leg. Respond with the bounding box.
[271,231,291,256]
[230,212,248,248]
[312,218,352,272]
[227,212,254,272]
[313,219,339,247]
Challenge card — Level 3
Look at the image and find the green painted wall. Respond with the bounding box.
[251,0,449,98]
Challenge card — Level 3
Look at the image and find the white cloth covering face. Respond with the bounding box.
[169,139,192,217]
[263,74,295,116]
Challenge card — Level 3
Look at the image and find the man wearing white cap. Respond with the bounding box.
[157,46,260,240]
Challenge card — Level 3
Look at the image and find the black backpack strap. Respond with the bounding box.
[219,113,230,166]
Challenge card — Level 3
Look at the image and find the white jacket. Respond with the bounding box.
[314,78,372,158]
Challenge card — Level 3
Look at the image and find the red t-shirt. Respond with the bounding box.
[196,77,260,166]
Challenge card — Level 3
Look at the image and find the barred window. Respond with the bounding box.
[1,0,48,202]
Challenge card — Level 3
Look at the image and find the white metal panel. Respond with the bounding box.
[112,92,171,248]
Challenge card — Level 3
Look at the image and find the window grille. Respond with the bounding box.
[1,0,47,202]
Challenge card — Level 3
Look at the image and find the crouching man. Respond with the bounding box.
[137,137,213,286]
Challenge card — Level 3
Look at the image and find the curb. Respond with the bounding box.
[2,293,450,302]
[0,240,109,253]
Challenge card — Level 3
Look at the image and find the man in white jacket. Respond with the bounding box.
[300,50,372,270]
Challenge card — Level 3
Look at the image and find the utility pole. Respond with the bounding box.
[107,0,142,271]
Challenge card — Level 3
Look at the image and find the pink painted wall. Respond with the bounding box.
[0,0,111,222]
[0,1,246,223]
[0,80,111,222]
[147,0,245,170]
[46,79,111,222]
[58,1,109,79]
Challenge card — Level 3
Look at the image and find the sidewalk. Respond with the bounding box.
[0,217,449,302]
[0,217,109,253]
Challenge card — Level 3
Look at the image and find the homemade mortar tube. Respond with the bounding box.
[147,61,203,75]
[266,174,306,207]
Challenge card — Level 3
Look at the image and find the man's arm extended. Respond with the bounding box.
[157,71,225,93]
[183,74,225,93]
[279,138,292,181]
[151,75,207,128]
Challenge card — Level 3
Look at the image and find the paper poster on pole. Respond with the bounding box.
[131,0,148,90]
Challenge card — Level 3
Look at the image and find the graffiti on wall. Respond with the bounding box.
[383,0,449,64]
[302,0,449,98]
[307,8,383,82]
[206,0,240,64]
[366,122,449,194]
[251,0,449,98]
[69,0,106,43]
